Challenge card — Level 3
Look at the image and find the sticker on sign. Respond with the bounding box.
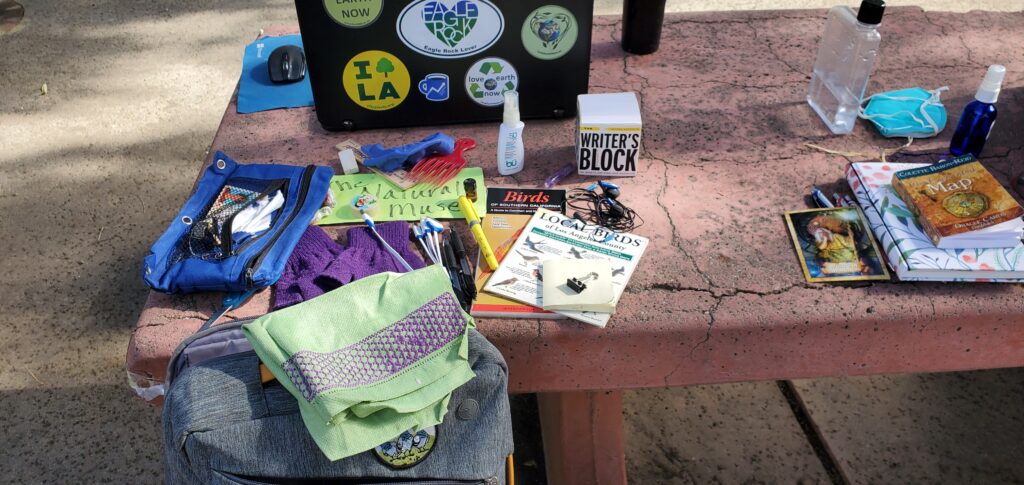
[464,57,518,107]
[396,0,504,59]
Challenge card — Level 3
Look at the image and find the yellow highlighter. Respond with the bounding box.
[458,181,499,270]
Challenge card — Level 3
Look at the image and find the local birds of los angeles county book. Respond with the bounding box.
[890,154,1024,248]
[482,208,649,328]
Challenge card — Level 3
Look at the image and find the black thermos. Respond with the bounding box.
[621,0,668,55]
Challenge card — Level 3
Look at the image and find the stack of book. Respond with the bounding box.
[470,188,568,319]
[470,187,649,327]
[482,208,649,328]
[846,154,1024,282]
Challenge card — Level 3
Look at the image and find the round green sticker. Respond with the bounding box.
[324,0,383,28]
[521,5,578,60]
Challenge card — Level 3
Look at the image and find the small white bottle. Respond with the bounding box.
[497,91,525,175]
[807,0,886,135]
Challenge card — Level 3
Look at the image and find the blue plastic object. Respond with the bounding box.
[361,133,456,173]
[950,99,998,158]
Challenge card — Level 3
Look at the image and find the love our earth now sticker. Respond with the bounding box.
[521,5,578,60]
[396,0,504,59]
[342,50,411,111]
[323,0,383,28]
[464,57,518,107]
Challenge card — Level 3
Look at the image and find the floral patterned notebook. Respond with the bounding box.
[847,162,1024,282]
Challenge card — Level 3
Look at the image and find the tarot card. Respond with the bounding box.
[785,207,890,283]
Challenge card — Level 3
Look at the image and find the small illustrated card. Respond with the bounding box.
[784,207,891,283]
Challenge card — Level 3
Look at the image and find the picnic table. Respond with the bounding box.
[127,8,1024,484]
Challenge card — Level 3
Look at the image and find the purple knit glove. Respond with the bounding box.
[273,221,426,310]
[273,226,346,310]
[318,221,426,286]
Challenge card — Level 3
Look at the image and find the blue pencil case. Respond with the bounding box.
[143,151,333,294]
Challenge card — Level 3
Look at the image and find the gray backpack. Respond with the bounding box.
[162,319,513,484]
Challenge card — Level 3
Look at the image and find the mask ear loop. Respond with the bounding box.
[857,93,924,124]
[857,92,882,120]
[916,86,949,136]
[859,91,944,135]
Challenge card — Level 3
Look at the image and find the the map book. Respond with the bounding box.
[891,154,1024,248]
[470,188,567,319]
[482,208,650,327]
[847,162,1024,282]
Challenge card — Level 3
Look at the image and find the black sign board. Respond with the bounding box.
[294,0,594,130]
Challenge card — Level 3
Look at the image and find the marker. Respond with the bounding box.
[833,192,858,208]
[442,240,471,312]
[811,186,834,208]
[449,230,477,301]
[458,180,499,270]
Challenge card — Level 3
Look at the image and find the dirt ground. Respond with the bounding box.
[1,1,1022,483]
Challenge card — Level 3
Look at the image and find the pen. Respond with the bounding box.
[811,186,834,208]
[458,180,499,270]
[442,240,471,312]
[833,192,858,208]
[449,230,477,301]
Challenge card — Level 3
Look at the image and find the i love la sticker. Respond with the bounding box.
[342,50,411,111]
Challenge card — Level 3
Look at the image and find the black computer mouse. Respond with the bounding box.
[267,45,306,84]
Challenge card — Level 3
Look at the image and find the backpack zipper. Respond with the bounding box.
[244,165,317,288]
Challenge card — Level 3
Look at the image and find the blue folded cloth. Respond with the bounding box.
[237,35,314,114]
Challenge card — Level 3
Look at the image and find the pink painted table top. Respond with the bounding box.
[128,9,1024,401]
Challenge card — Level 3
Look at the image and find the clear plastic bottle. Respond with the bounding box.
[807,0,886,135]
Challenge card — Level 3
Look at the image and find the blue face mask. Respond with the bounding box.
[858,87,948,138]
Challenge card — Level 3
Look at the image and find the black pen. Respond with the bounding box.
[442,241,471,312]
[448,230,477,301]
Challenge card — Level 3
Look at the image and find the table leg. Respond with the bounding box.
[537,390,627,485]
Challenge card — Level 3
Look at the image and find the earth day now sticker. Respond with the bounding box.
[464,57,518,107]
[397,0,504,59]
[521,5,578,60]
[324,0,383,28]
[342,50,411,111]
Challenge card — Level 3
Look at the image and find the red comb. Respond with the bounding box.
[408,138,475,187]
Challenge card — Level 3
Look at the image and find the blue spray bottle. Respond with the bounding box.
[949,65,1006,158]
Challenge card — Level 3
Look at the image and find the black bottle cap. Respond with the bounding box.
[857,0,885,25]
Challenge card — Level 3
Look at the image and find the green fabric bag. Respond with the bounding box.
[243,265,476,461]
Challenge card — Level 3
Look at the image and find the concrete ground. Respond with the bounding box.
[1,0,1022,483]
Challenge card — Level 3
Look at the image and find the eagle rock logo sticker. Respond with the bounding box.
[521,5,578,60]
[374,426,438,469]
[397,0,504,59]
[342,50,411,111]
